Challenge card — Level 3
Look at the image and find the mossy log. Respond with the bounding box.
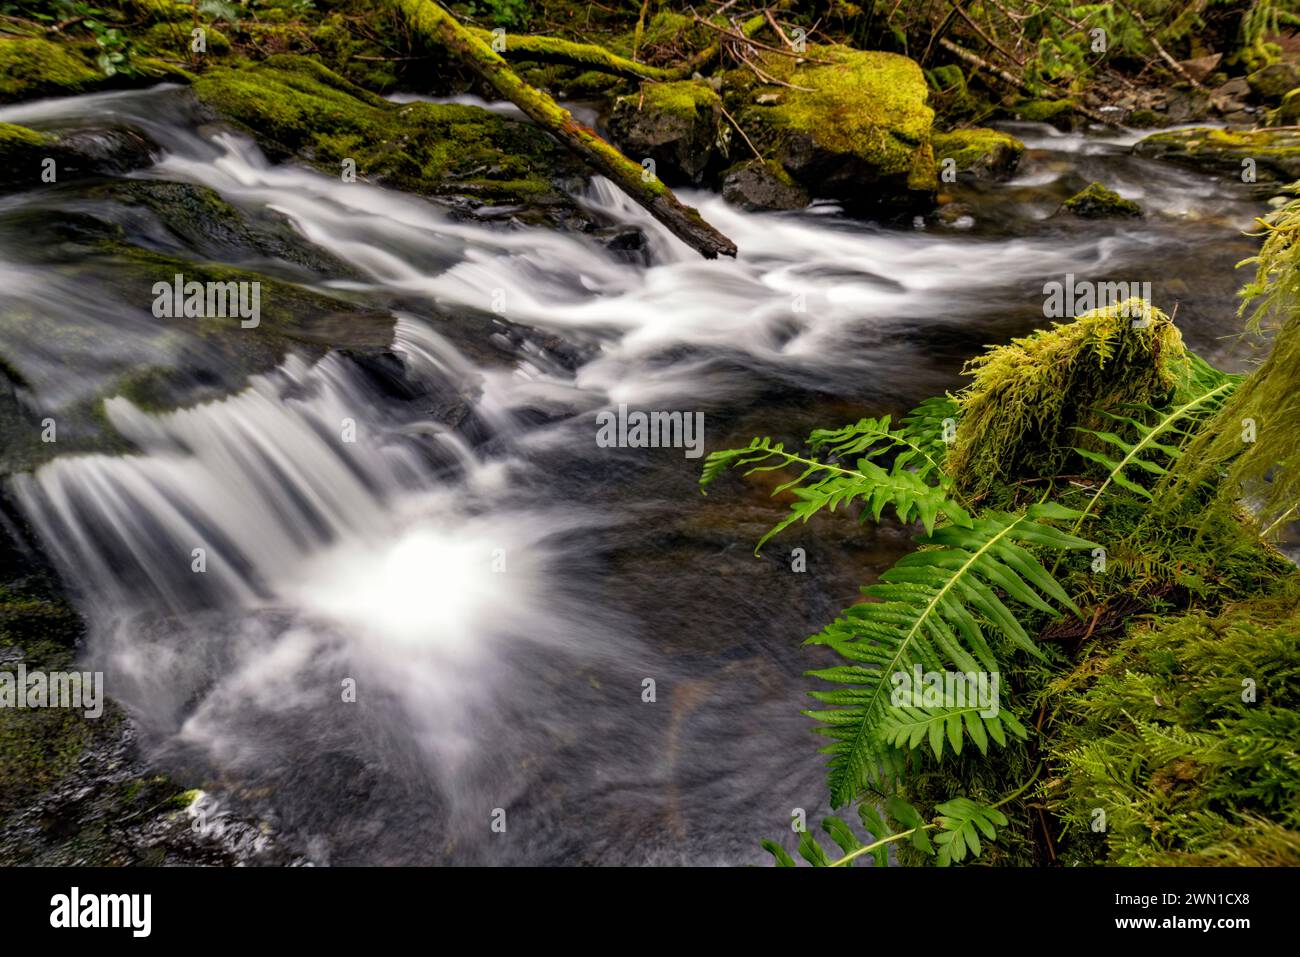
[394,0,737,258]
[465,28,677,81]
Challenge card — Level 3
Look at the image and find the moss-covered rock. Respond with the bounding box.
[1133,127,1300,185]
[0,38,105,103]
[933,127,1024,180]
[1010,98,1077,129]
[1246,61,1300,101]
[607,80,728,185]
[0,121,157,195]
[1060,182,1142,219]
[191,55,584,214]
[1268,88,1300,126]
[948,299,1185,495]
[720,158,809,211]
[732,44,936,211]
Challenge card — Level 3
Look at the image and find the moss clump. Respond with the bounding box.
[1013,97,1076,128]
[0,38,104,103]
[1133,127,1300,185]
[949,299,1186,495]
[1061,182,1142,219]
[735,44,936,206]
[932,127,1024,178]
[192,55,573,206]
[1049,585,1300,865]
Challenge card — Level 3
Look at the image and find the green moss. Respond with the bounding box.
[1061,182,1142,219]
[1012,98,1076,123]
[733,44,937,201]
[1247,61,1300,100]
[0,38,104,103]
[1134,127,1300,184]
[932,127,1023,176]
[639,79,720,118]
[1050,585,1300,865]
[191,55,568,205]
[949,299,1186,495]
[763,45,932,160]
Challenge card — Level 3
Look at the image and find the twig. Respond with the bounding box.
[719,100,763,160]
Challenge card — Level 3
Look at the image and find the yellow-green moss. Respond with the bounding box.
[949,299,1186,494]
[0,38,104,103]
[639,79,721,118]
[932,127,1024,174]
[1133,127,1300,183]
[1012,98,1076,123]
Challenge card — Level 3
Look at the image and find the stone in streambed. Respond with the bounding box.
[932,128,1024,180]
[1059,182,1142,219]
[606,80,729,186]
[721,159,809,211]
[0,121,157,195]
[730,44,937,212]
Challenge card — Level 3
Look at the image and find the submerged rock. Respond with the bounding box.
[1010,98,1077,130]
[1133,127,1300,185]
[932,127,1024,180]
[1060,182,1142,219]
[730,44,937,211]
[607,80,729,185]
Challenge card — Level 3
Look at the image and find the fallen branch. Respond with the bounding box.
[1112,0,1206,92]
[465,27,677,81]
[395,0,737,259]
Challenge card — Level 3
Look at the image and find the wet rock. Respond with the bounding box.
[721,159,809,211]
[592,224,651,266]
[606,80,729,185]
[932,127,1024,180]
[731,44,937,212]
[0,122,157,194]
[1058,182,1142,219]
[1269,89,1300,126]
[0,38,104,104]
[1133,127,1300,185]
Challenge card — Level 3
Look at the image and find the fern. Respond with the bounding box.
[805,502,1095,807]
[879,703,1028,761]
[1070,353,1240,533]
[763,794,1009,867]
[700,399,966,554]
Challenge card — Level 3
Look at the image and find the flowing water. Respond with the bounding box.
[0,86,1273,864]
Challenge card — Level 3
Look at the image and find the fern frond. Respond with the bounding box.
[1070,359,1240,533]
[805,503,1095,806]
[699,419,970,554]
[878,703,1028,761]
[933,797,1010,866]
[762,794,1009,867]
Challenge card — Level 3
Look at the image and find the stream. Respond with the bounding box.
[0,85,1272,864]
